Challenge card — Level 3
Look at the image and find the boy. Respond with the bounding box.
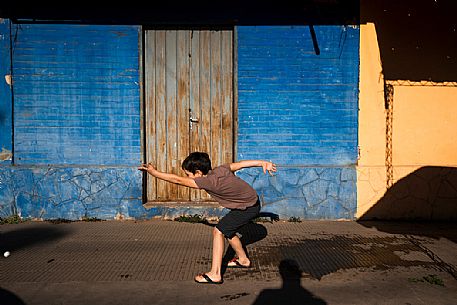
[138,152,276,284]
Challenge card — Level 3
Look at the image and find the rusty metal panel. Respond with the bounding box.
[189,31,201,154]
[221,31,234,165]
[193,31,212,201]
[145,29,233,202]
[145,31,157,200]
[197,31,212,157]
[154,31,168,200]
[176,31,191,200]
[210,31,223,167]
[189,31,202,201]
[165,31,179,199]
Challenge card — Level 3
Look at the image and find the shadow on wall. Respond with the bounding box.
[359,166,457,221]
[0,2,359,25]
[361,0,457,82]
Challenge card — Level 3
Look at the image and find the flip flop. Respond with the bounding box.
[227,258,251,269]
[194,273,224,284]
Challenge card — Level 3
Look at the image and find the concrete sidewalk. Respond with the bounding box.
[1,219,457,305]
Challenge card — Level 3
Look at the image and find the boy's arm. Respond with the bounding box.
[138,164,199,189]
[229,160,277,175]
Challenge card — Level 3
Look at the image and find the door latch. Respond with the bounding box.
[189,109,199,130]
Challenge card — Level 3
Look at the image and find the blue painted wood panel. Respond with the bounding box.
[12,24,141,165]
[237,26,359,166]
[0,20,12,163]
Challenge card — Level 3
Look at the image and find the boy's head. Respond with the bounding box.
[182,152,212,176]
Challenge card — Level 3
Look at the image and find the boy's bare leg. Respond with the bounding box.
[227,235,250,266]
[195,227,224,282]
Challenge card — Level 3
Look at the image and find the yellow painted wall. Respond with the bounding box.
[392,86,457,166]
[357,23,387,218]
[357,23,457,220]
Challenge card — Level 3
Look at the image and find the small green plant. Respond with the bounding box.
[252,217,272,223]
[48,218,73,224]
[174,214,208,224]
[408,274,445,286]
[288,216,302,223]
[82,216,103,222]
[0,215,23,225]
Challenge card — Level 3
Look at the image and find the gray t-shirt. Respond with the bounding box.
[194,164,258,210]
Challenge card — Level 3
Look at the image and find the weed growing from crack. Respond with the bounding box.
[252,217,272,223]
[408,274,445,286]
[288,216,302,223]
[174,214,209,224]
[48,218,73,224]
[0,215,23,225]
[82,216,103,222]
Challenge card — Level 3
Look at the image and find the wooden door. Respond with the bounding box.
[145,29,233,202]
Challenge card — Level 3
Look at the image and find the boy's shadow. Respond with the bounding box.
[221,221,269,275]
[0,288,26,305]
[252,259,327,305]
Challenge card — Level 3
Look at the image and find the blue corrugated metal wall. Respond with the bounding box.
[237,26,359,166]
[1,23,360,220]
[0,20,12,163]
[12,24,141,165]
[0,23,148,221]
[236,26,359,219]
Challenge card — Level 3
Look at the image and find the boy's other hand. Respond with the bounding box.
[138,163,156,174]
[262,161,277,176]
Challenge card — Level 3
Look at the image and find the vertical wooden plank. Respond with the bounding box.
[189,31,201,153]
[155,30,168,200]
[165,30,178,199]
[199,31,211,157]
[145,29,233,203]
[145,30,157,201]
[177,31,190,200]
[221,31,233,165]
[190,31,202,201]
[199,31,213,201]
[232,27,239,163]
[210,30,222,168]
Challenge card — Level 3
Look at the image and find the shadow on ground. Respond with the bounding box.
[0,224,71,253]
[222,222,268,275]
[263,235,438,280]
[358,220,457,244]
[0,287,26,305]
[252,259,327,305]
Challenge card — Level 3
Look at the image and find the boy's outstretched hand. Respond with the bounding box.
[262,161,277,176]
[137,162,199,188]
[229,160,277,175]
[138,163,156,174]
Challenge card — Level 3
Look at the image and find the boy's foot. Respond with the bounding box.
[227,257,251,268]
[194,273,223,284]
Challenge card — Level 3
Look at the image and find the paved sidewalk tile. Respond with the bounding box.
[1,220,457,305]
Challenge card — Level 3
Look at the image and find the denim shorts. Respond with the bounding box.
[216,199,260,239]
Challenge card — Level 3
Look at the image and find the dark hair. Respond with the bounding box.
[181,152,212,175]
